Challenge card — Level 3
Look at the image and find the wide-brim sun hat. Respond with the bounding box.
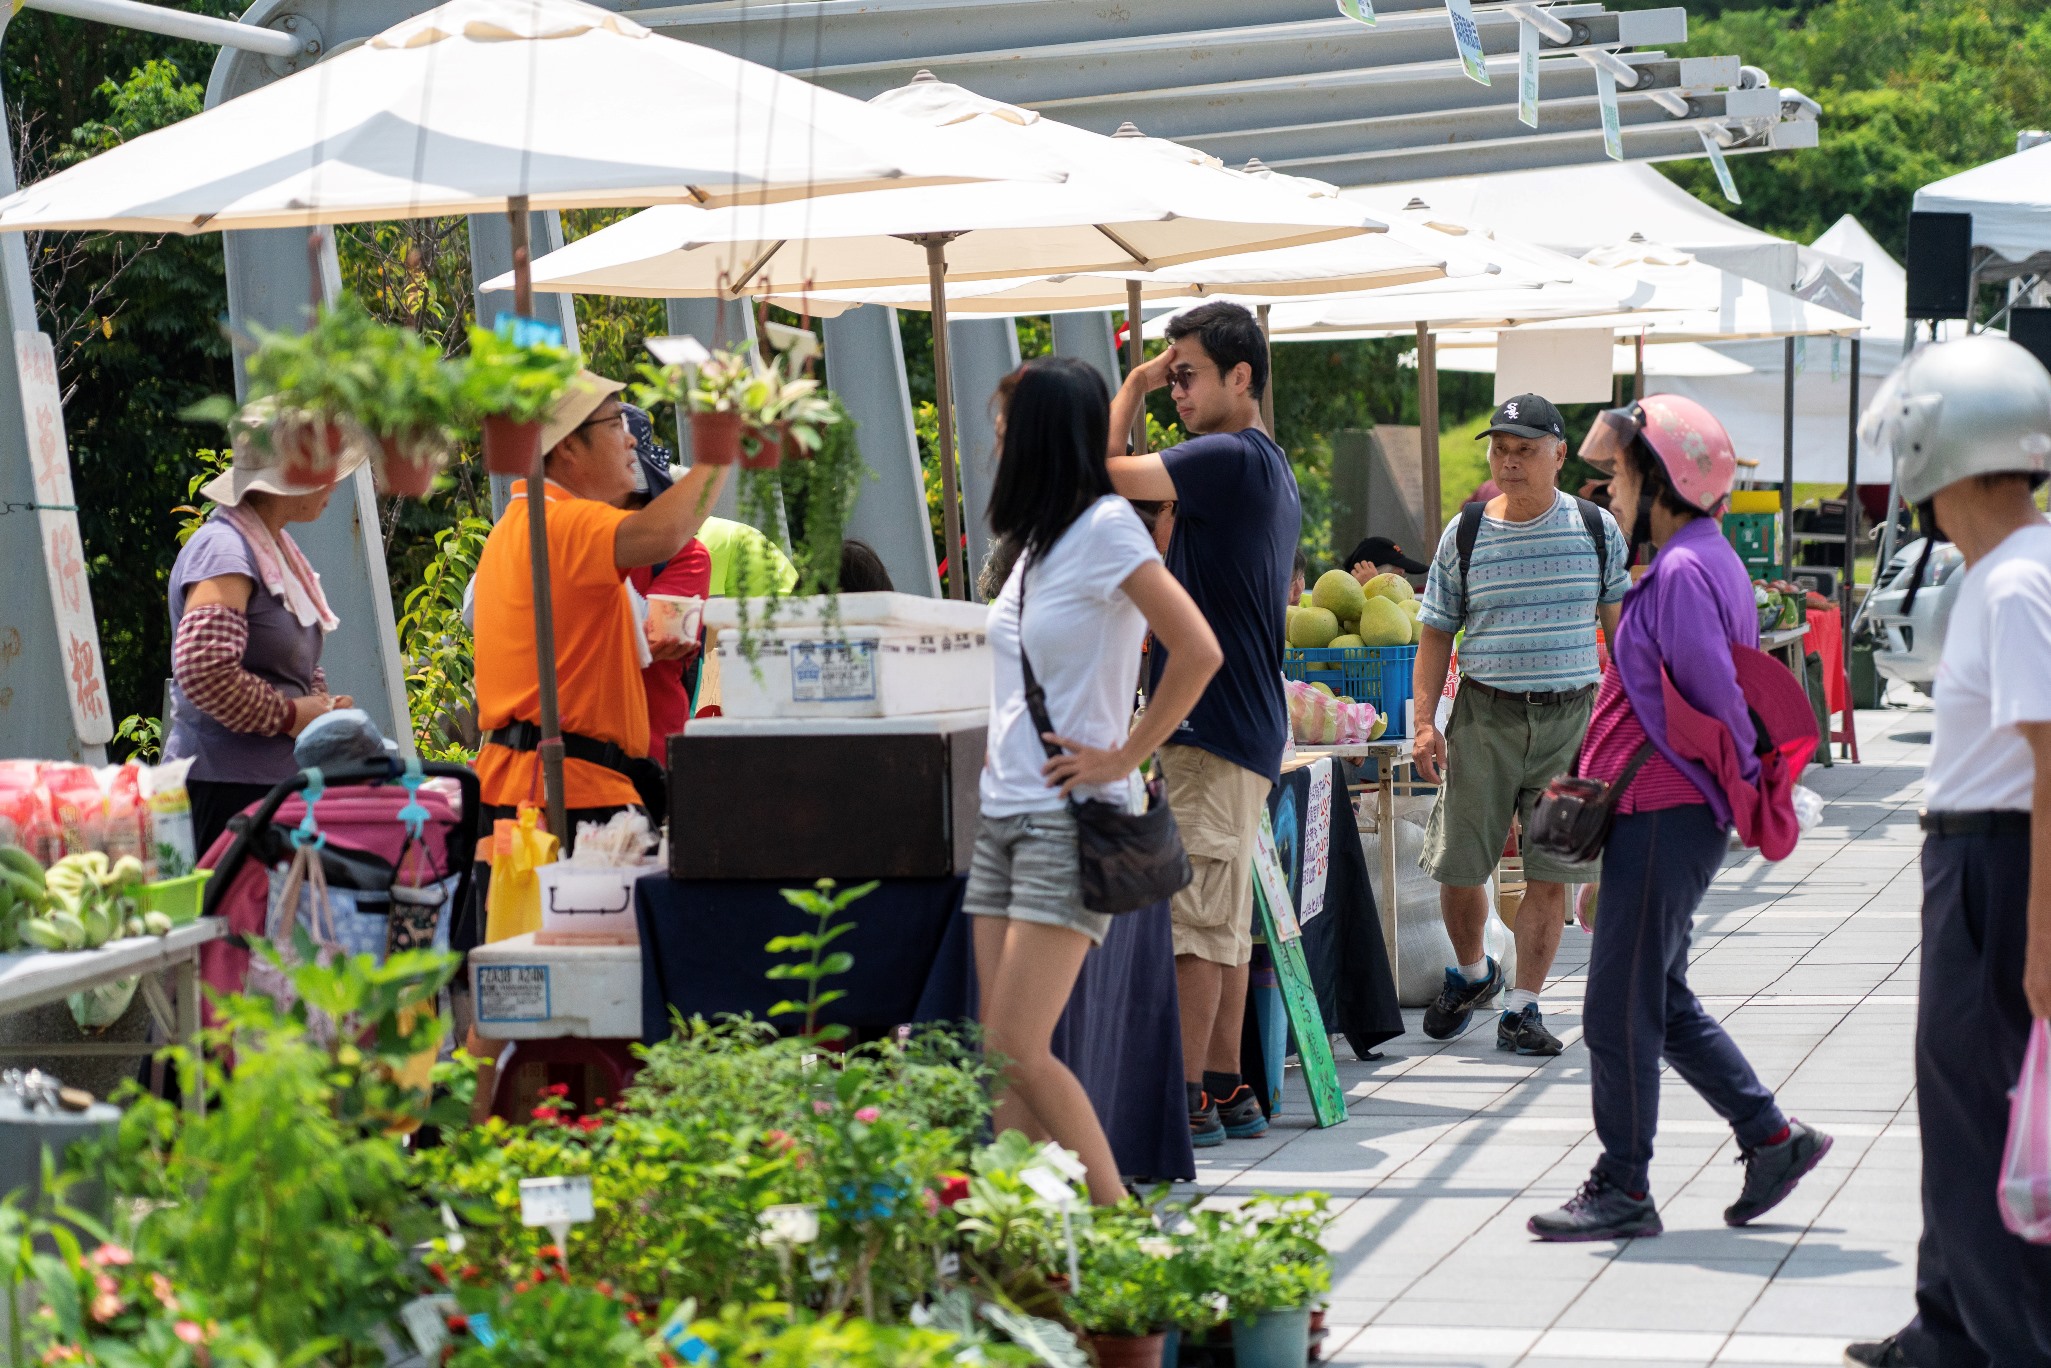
[199,399,372,506]
[539,370,628,454]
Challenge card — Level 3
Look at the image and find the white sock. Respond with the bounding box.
[1458,959,1490,983]
[1505,988,1540,1014]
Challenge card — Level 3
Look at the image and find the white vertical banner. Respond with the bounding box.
[1335,0,1376,24]
[1594,65,1623,161]
[1299,759,1333,928]
[16,331,111,744]
[1516,16,1540,128]
[1698,126,1743,204]
[1445,0,1490,86]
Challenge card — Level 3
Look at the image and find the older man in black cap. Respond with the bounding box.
[1344,535,1430,588]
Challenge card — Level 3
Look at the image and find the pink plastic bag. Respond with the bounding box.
[2000,1019,2051,1244]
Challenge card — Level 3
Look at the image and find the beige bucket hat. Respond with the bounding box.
[539,370,629,454]
[199,400,373,506]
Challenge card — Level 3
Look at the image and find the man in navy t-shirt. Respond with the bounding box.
[1108,301,1300,1150]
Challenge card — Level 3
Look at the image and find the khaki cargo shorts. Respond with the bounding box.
[1159,744,1273,967]
[1421,681,1597,887]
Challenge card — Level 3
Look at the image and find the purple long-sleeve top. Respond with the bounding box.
[1612,515,1761,827]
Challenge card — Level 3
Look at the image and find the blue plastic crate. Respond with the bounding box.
[1282,644,1418,739]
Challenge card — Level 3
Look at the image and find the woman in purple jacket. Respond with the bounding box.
[1527,395,1833,1242]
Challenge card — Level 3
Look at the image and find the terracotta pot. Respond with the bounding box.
[739,420,783,470]
[481,414,542,475]
[376,432,444,498]
[1308,1307,1327,1362]
[1086,1330,1165,1368]
[274,415,348,487]
[781,420,812,462]
[690,410,743,466]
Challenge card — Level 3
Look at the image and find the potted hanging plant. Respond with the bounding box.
[323,299,465,498]
[184,297,382,486]
[460,323,581,475]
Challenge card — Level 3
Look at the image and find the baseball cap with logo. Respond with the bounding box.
[1479,393,1566,442]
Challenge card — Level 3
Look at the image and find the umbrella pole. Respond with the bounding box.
[1126,279,1148,455]
[510,195,568,842]
[1781,336,1795,572]
[1843,336,1861,756]
[1634,332,1645,401]
[1416,322,1441,532]
[1257,303,1276,440]
[918,234,967,601]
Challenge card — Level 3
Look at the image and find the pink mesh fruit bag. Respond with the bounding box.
[2000,1019,2051,1244]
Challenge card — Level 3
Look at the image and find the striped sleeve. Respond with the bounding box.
[173,603,292,736]
[1598,508,1631,604]
[1419,518,1465,634]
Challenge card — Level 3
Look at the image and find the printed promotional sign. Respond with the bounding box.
[1335,0,1375,23]
[1517,15,1540,127]
[1299,759,1334,927]
[1446,0,1490,86]
[17,331,111,745]
[1699,126,1743,204]
[1595,64,1623,160]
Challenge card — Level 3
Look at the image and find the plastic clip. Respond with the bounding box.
[396,757,429,840]
[291,768,326,850]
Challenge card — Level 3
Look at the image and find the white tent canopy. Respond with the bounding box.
[1915,141,2051,278]
[1428,341,1755,379]
[1343,162,1862,310]
[0,0,1036,233]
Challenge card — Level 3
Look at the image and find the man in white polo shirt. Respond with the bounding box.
[1845,335,2051,1368]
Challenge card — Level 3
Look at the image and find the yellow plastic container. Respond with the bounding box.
[1728,490,1782,514]
[139,870,210,925]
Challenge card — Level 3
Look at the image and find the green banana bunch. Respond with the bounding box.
[0,844,47,952]
[21,851,163,953]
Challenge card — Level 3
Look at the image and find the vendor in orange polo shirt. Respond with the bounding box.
[471,371,726,841]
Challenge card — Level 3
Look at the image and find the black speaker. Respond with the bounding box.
[2012,308,2051,374]
[1906,211,1974,320]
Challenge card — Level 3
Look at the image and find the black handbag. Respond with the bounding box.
[1526,741,1655,870]
[1015,568,1193,915]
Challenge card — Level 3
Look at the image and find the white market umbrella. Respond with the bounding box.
[0,0,1048,843]
[504,76,1399,597]
[1426,340,1756,378]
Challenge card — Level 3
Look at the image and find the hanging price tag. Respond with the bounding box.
[1334,0,1375,23]
[1445,0,1490,86]
[1594,64,1623,161]
[517,1175,594,1227]
[1698,127,1742,205]
[1517,16,1540,128]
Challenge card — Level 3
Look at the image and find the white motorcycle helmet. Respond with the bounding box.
[1860,335,2051,606]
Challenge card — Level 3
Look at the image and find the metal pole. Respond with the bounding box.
[1417,322,1441,531]
[510,196,567,843]
[1781,336,1795,571]
[921,236,966,600]
[1842,335,1860,757]
[22,0,302,54]
[1634,332,1645,401]
[1126,278,1148,455]
[1257,303,1277,440]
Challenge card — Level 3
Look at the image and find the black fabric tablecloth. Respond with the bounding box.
[1266,759,1404,1058]
[635,877,1194,1182]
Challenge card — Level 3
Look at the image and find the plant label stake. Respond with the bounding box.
[518,1174,593,1273]
[1334,0,1374,25]
[1444,0,1490,86]
[1020,1164,1082,1294]
[1516,13,1540,127]
[1698,126,1743,204]
[759,1202,820,1305]
[1594,63,1623,161]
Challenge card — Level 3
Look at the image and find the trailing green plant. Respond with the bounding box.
[396,514,491,761]
[458,324,579,424]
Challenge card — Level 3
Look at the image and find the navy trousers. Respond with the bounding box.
[1901,830,2051,1368]
[1585,804,1786,1196]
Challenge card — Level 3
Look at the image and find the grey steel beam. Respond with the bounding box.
[1280,115,1806,185]
[1052,312,1120,393]
[948,317,1019,596]
[823,307,942,598]
[23,0,302,56]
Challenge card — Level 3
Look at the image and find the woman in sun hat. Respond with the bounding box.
[1526,393,1833,1243]
[164,407,368,855]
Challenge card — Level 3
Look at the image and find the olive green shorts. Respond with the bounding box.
[1420,682,1597,887]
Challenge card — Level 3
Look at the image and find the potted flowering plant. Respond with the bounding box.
[460,323,581,475]
[1065,1207,1182,1368]
[1202,1195,1333,1368]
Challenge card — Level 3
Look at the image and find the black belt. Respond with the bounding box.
[485,720,667,824]
[1919,810,2031,837]
[1462,678,1596,708]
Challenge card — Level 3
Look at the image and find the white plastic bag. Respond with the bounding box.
[1999,1019,2051,1244]
[1791,784,1825,832]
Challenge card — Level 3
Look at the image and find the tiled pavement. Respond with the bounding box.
[1197,706,1935,1367]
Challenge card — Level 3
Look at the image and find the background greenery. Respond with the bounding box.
[9,0,2042,754]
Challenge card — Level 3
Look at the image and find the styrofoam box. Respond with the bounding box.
[535,861,658,946]
[470,932,642,1040]
[706,591,991,719]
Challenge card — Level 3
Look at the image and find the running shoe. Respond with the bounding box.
[1215,1084,1270,1139]
[1842,1335,1916,1367]
[1189,1091,1224,1148]
[1725,1119,1834,1226]
[1526,1174,1663,1242]
[1496,1004,1564,1056]
[1421,958,1502,1040]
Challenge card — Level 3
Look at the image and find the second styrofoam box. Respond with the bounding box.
[536,862,658,945]
[470,932,641,1039]
[705,591,990,719]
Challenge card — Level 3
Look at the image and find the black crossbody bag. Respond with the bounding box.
[1526,741,1655,870]
[1015,567,1193,914]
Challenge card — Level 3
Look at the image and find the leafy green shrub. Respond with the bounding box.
[685,1303,1001,1368]
[458,325,579,423]
[450,1277,658,1367]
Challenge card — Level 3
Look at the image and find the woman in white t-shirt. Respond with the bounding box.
[968,357,1222,1206]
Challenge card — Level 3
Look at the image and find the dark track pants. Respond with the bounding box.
[1585,804,1786,1196]
[1901,830,2051,1368]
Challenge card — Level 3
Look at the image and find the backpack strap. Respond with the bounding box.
[1455,501,1486,597]
[1574,495,1611,588]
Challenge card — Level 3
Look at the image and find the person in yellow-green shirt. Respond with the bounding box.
[697,515,798,598]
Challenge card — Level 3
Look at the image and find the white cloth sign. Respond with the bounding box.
[1299,758,1333,927]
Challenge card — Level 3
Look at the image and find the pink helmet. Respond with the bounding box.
[1578,393,1737,517]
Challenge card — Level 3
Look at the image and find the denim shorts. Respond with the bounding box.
[963,808,1113,946]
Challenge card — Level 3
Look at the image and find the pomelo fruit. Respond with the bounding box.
[1364,571,1416,604]
[1328,634,1366,650]
[1369,712,1389,740]
[1299,592,1315,609]
[1289,606,1340,648]
[1408,614,1422,644]
[1311,569,1367,624]
[1310,680,1333,697]
[1358,596,1412,647]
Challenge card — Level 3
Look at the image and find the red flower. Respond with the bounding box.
[937,1174,971,1207]
[762,1129,793,1152]
[542,1083,571,1098]
[854,1106,880,1124]
[530,1105,557,1122]
[576,1115,602,1133]
[538,1244,564,1262]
